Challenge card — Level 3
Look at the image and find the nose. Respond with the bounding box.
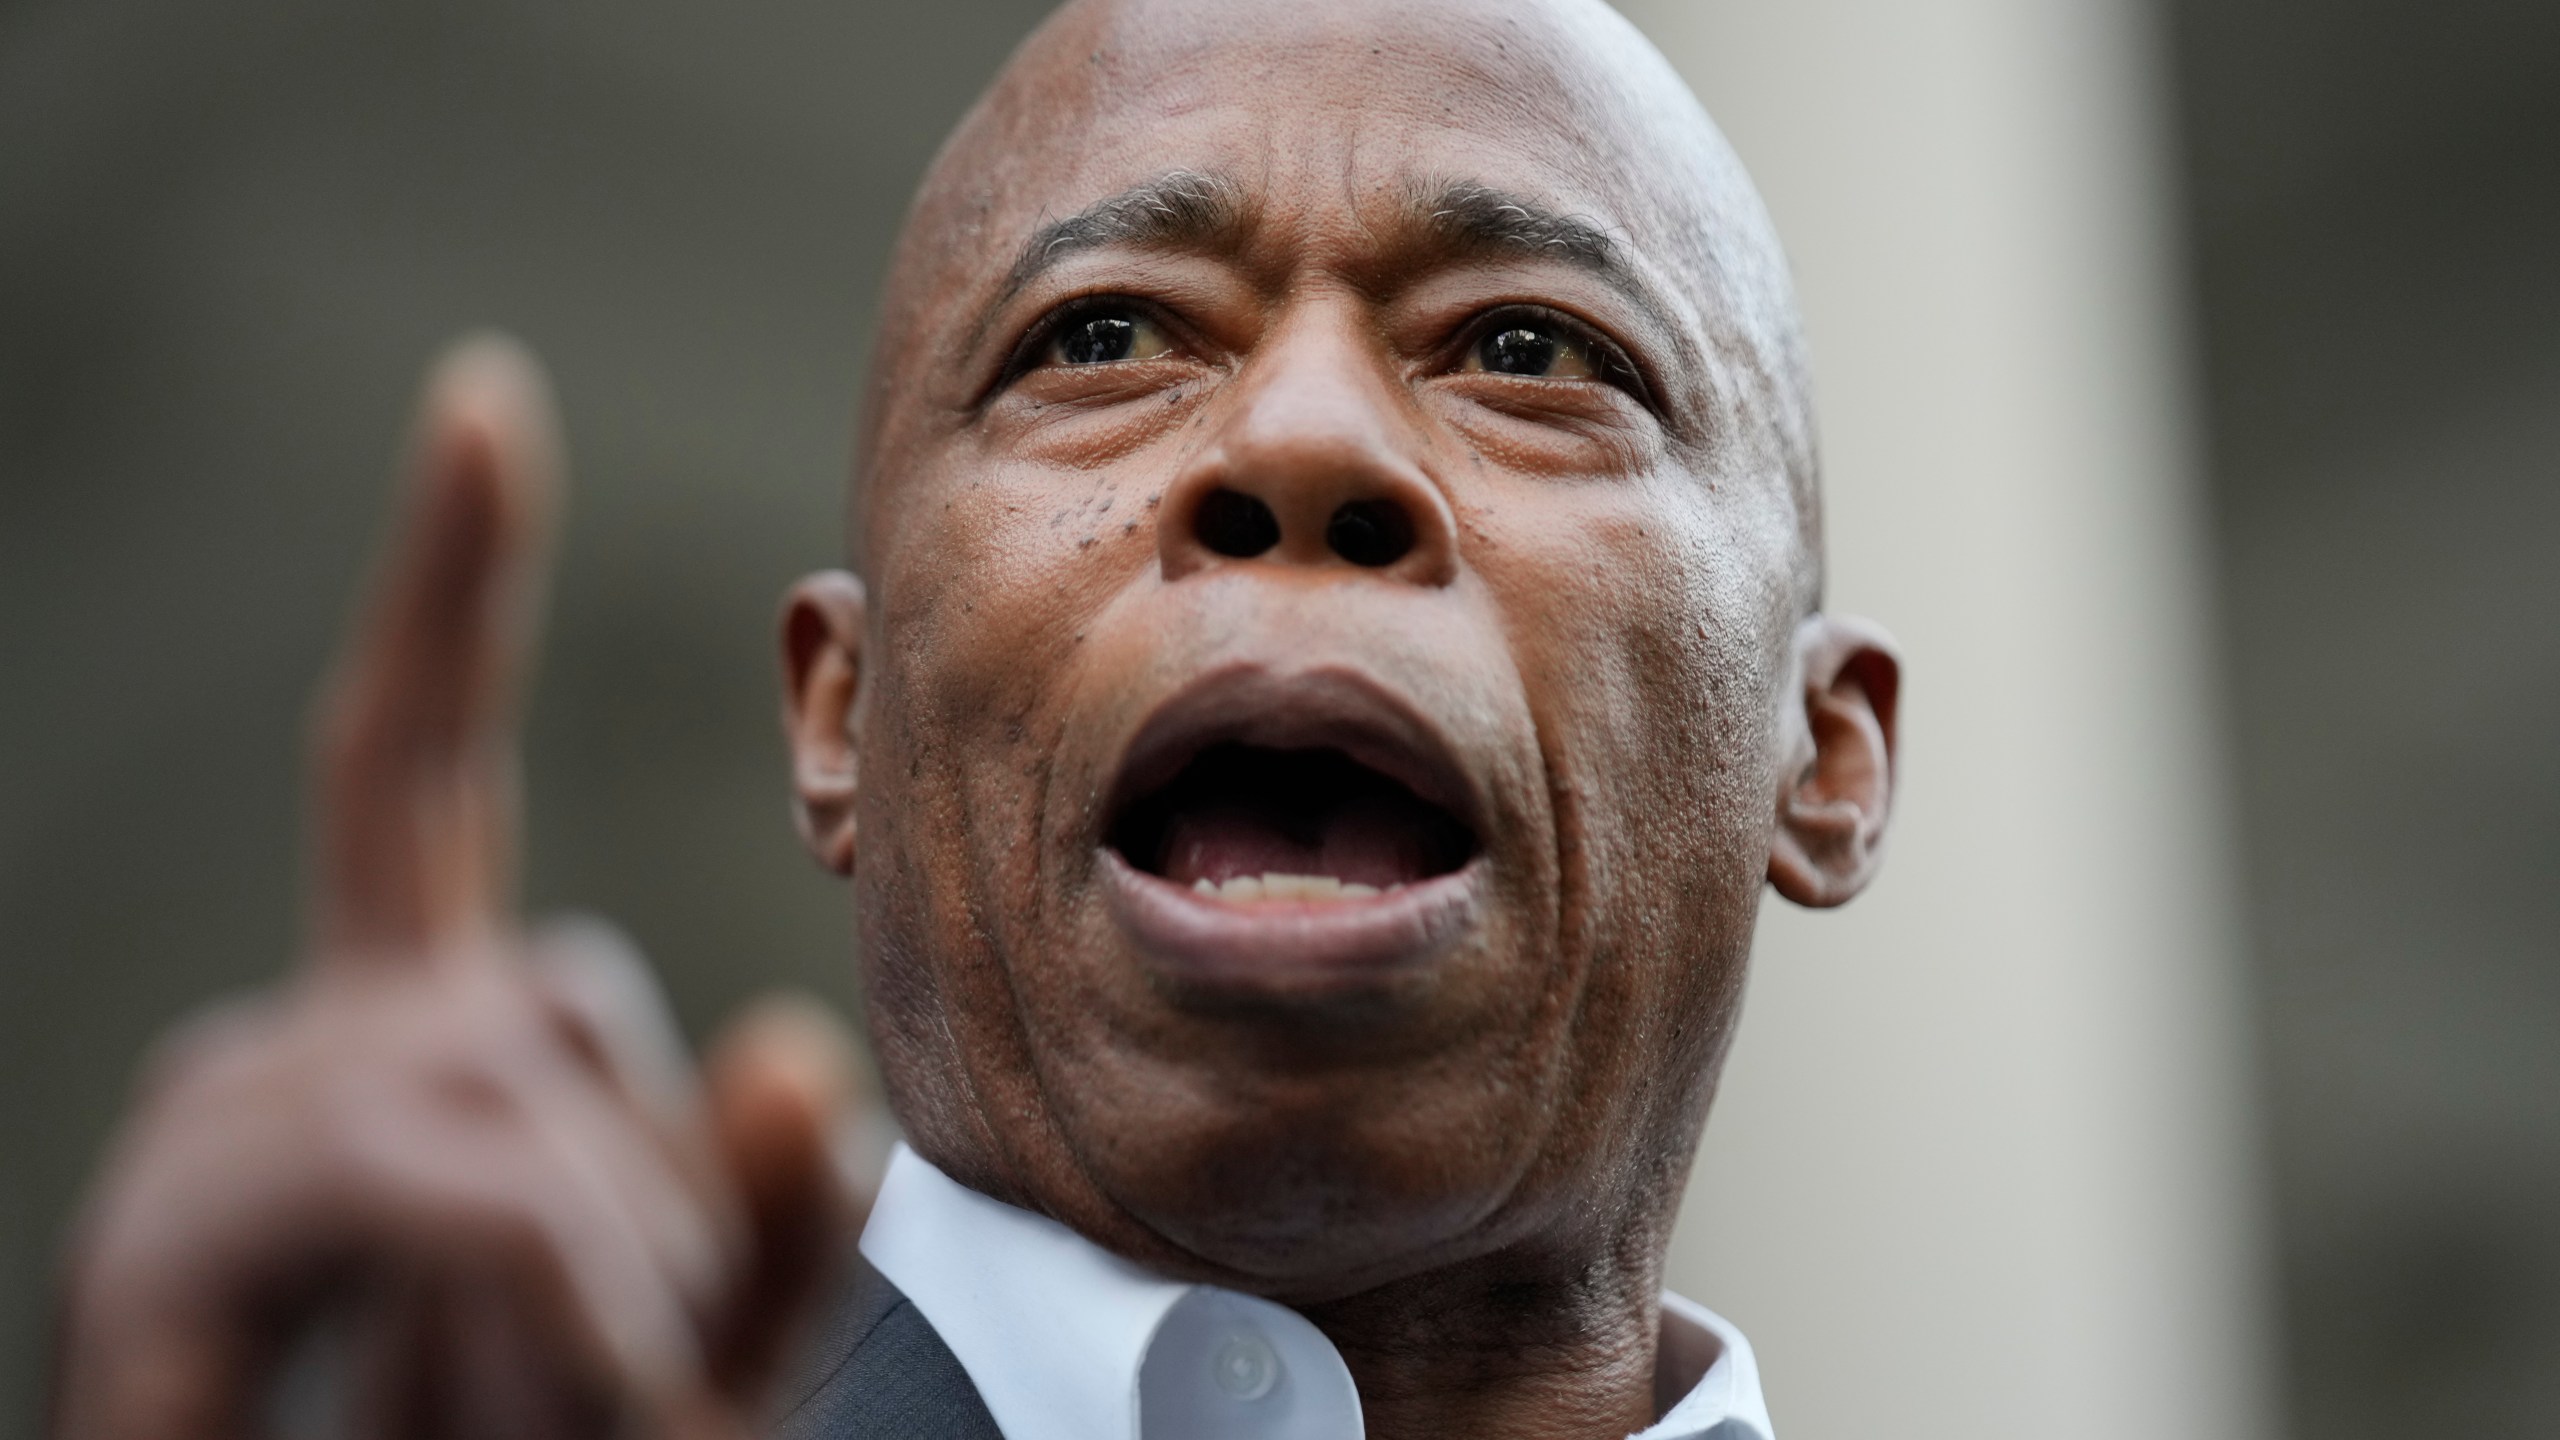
[1158,324,1458,588]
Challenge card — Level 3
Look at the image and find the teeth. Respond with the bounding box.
[1193,873,1397,903]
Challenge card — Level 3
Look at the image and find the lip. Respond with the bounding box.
[1103,849,1484,1000]
[1103,665,1489,839]
[1098,664,1489,998]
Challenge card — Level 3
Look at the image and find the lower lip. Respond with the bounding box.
[1100,850,1483,1001]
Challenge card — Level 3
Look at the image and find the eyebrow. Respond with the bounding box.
[1409,181,1687,347]
[992,170,1251,311]
[1412,181,1623,271]
[976,171,1673,355]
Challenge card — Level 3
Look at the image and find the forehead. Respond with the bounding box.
[957,0,1695,278]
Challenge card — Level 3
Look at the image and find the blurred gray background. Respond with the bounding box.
[2,0,2554,1436]
[2172,0,2560,1432]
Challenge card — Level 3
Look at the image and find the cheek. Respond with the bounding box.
[856,458,1170,1167]
[1483,479,1783,847]
[860,455,1162,946]
[1469,474,1789,1140]
[878,455,1161,750]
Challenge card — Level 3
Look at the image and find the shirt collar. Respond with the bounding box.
[859,1143,1773,1440]
[1651,1292,1776,1440]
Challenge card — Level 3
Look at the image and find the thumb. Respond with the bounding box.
[699,994,872,1400]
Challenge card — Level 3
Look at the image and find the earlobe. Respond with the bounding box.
[1767,614,1902,908]
[779,571,868,876]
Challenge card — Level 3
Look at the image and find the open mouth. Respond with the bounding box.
[1108,743,1478,902]
[1097,667,1491,993]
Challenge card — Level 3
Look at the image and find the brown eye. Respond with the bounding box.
[1044,306,1173,366]
[1464,320,1598,380]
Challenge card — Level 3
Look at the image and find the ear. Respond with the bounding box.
[779,571,868,876]
[1767,614,1902,908]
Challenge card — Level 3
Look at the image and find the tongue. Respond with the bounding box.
[1160,795,1437,889]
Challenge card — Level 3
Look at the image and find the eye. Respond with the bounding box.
[1041,304,1175,367]
[1462,316,1601,381]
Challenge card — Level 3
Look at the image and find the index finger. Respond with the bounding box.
[310,335,562,965]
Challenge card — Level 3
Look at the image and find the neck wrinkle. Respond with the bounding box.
[1296,1241,1667,1440]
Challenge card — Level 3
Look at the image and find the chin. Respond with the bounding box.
[1091,1090,1547,1295]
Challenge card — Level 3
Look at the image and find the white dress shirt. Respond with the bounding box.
[860,1144,1776,1440]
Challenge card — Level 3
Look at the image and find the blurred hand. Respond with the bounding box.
[50,339,865,1440]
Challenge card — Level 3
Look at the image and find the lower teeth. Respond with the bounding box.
[1191,873,1388,902]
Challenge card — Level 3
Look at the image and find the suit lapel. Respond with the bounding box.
[770,1258,1004,1439]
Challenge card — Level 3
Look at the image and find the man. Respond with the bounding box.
[50,0,1900,1435]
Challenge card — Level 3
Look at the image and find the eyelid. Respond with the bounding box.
[1453,304,1654,405]
[994,295,1189,392]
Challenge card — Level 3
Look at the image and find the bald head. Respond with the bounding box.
[855,0,1820,603]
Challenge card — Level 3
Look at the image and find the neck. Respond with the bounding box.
[1298,1234,1667,1440]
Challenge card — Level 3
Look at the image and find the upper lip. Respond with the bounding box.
[1102,663,1487,851]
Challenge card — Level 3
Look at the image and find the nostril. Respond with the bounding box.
[1196,488,1282,558]
[1326,499,1415,568]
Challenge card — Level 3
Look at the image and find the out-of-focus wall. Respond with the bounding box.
[2169,0,2560,1433]
[1615,4,2275,1439]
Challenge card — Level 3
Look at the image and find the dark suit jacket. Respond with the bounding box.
[769,1259,1002,1439]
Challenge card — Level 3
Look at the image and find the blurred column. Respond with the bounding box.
[1611,3,2275,1438]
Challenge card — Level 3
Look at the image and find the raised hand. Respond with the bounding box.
[51,339,861,1440]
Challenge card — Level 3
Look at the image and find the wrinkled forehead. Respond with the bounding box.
[944,0,1720,304]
